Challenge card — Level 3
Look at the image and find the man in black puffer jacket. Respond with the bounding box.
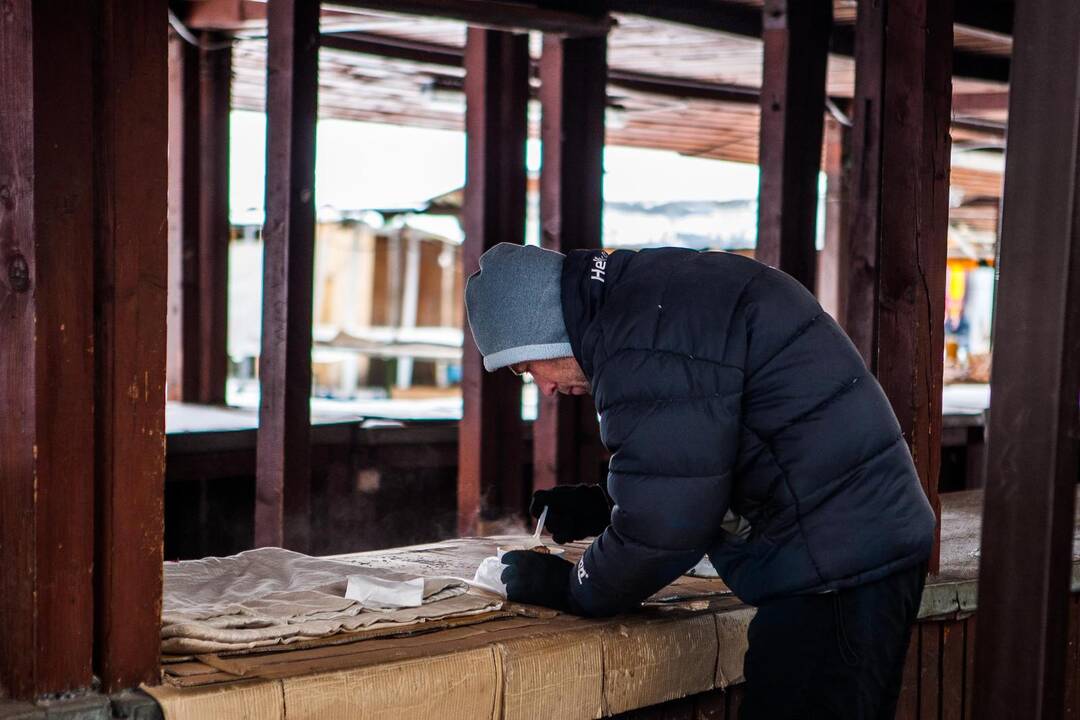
[465,243,935,719]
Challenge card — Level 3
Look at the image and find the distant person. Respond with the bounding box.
[465,243,934,719]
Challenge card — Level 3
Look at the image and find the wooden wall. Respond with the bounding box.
[164,422,981,559]
[165,423,525,559]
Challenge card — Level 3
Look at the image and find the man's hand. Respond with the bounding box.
[500,550,576,613]
[530,484,611,544]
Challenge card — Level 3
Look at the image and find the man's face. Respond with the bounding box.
[510,357,590,397]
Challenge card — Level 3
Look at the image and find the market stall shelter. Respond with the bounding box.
[0,1,1077,718]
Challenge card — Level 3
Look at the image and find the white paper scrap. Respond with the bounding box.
[345,573,425,609]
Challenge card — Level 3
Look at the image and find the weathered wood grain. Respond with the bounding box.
[93,0,169,691]
[458,28,530,535]
[755,0,831,292]
[974,0,1080,714]
[0,0,96,698]
[256,0,321,551]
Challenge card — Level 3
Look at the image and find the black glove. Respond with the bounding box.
[529,484,611,544]
[500,550,577,613]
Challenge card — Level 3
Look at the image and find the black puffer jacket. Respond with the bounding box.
[561,248,935,616]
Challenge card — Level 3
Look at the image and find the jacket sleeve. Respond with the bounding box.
[567,360,742,617]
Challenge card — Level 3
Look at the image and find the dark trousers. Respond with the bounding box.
[740,562,927,720]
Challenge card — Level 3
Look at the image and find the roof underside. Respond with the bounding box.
[224,1,1009,163]
[205,0,1008,231]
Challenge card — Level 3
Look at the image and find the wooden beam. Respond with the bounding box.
[321,30,763,106]
[606,0,764,36]
[974,0,1080,715]
[183,0,268,30]
[607,0,1007,85]
[458,28,529,535]
[951,91,1010,113]
[256,0,320,551]
[328,0,612,36]
[816,116,850,326]
[319,30,1008,149]
[320,31,466,66]
[0,0,96,699]
[953,0,1014,38]
[534,34,607,493]
[845,0,954,573]
[607,71,761,106]
[196,38,232,404]
[92,0,168,692]
[755,0,831,291]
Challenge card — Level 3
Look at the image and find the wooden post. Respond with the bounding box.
[256,0,320,551]
[816,116,850,325]
[196,37,232,405]
[533,34,607,492]
[845,0,954,572]
[974,0,1080,715]
[166,33,231,404]
[755,0,831,292]
[0,0,96,698]
[845,1,884,366]
[167,32,200,402]
[92,0,168,691]
[458,28,529,535]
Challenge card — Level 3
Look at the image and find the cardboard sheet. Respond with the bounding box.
[152,608,744,720]
[601,614,719,715]
[281,647,501,720]
[497,632,604,720]
[715,606,755,687]
[143,679,285,720]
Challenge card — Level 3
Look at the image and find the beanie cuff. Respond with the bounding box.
[483,342,574,372]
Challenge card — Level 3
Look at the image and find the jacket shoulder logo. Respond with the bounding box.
[590,253,608,283]
[576,558,590,584]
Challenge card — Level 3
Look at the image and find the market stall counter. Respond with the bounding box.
[145,490,1080,720]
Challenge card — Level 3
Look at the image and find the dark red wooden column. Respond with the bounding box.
[93,0,168,691]
[974,0,1080,715]
[755,0,832,292]
[256,0,320,551]
[0,1,96,699]
[533,34,607,493]
[458,28,530,535]
[196,38,232,405]
[816,116,850,325]
[166,32,231,404]
[845,0,954,572]
[167,32,200,402]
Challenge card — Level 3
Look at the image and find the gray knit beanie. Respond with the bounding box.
[465,243,572,372]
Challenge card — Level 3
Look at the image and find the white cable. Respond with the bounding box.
[168,9,235,51]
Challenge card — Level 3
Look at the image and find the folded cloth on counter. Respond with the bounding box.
[163,547,500,654]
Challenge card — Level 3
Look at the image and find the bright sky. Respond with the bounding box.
[229,110,761,224]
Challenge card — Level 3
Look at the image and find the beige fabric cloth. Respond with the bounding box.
[163,548,500,654]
